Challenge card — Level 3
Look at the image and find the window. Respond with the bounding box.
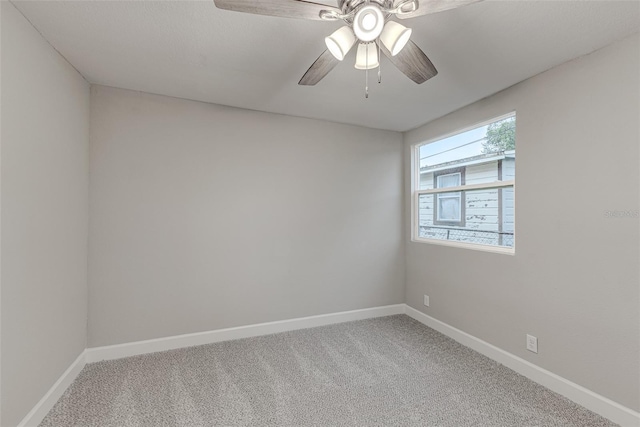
[434,170,464,225]
[412,113,516,253]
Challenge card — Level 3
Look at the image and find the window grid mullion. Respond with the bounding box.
[416,180,514,196]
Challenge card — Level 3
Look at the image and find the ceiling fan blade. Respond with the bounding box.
[298,50,340,85]
[396,0,482,19]
[379,40,437,84]
[213,0,341,20]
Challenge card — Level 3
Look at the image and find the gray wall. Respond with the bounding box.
[88,86,404,347]
[404,33,639,410]
[1,3,90,426]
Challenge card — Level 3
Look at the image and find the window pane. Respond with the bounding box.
[437,173,460,188]
[418,115,515,190]
[418,186,514,248]
[437,194,461,221]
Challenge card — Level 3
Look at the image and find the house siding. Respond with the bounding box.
[501,158,516,238]
[418,158,514,247]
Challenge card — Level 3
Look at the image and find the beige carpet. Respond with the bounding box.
[40,315,616,426]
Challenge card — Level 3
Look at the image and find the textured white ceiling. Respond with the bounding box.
[12,0,640,131]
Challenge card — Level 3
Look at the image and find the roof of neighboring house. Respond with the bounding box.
[420,150,515,174]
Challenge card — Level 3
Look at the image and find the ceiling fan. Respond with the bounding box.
[213,0,481,95]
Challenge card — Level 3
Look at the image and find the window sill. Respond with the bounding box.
[411,236,515,255]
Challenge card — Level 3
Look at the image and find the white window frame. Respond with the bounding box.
[411,112,516,255]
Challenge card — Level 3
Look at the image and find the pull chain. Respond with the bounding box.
[377,40,381,83]
[365,43,369,98]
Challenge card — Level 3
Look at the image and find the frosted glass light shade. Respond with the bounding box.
[325,26,356,61]
[380,21,412,56]
[354,43,379,70]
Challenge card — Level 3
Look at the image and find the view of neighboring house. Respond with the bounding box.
[418,150,515,247]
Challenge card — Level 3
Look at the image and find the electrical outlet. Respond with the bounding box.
[423,295,430,307]
[526,334,538,353]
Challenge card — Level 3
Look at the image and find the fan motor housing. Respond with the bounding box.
[339,0,393,23]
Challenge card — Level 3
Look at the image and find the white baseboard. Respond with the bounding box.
[17,351,87,427]
[405,305,640,427]
[85,304,406,363]
[19,304,639,427]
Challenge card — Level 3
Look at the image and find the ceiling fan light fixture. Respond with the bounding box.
[380,21,412,56]
[325,26,356,61]
[353,5,384,42]
[354,42,379,70]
